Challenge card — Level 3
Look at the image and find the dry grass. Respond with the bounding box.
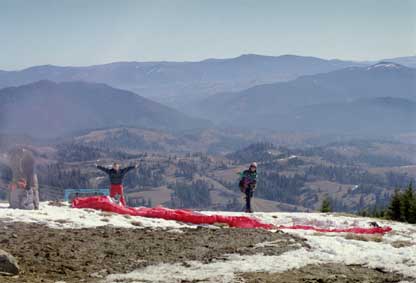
[99,212,115,217]
[212,222,230,228]
[130,221,142,226]
[313,232,383,242]
[332,213,362,218]
[54,219,72,224]
[47,201,67,207]
[344,233,383,242]
[391,240,414,248]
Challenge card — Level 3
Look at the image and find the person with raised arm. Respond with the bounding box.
[95,161,138,206]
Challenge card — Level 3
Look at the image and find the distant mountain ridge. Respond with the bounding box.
[382,55,416,68]
[0,80,210,138]
[0,54,364,107]
[1,55,415,138]
[282,97,416,134]
[197,62,416,135]
[199,62,415,116]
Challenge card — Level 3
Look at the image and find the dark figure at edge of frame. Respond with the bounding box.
[8,147,39,210]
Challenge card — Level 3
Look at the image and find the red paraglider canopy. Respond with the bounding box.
[72,196,392,234]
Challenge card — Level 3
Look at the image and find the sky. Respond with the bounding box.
[1,0,415,70]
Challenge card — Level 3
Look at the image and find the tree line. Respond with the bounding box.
[37,163,90,190]
[169,179,212,209]
[353,183,416,224]
[56,142,143,162]
[384,183,416,223]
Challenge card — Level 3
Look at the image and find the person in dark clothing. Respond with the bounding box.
[239,162,257,213]
[95,161,138,206]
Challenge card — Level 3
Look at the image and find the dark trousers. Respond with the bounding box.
[245,188,253,212]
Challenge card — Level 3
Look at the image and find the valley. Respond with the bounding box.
[1,127,414,213]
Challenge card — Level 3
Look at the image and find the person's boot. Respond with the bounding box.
[113,194,121,205]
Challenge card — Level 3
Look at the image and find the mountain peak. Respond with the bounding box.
[366,61,404,71]
[0,80,209,138]
[233,54,274,61]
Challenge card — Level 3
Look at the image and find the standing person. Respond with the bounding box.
[239,162,257,213]
[95,161,138,206]
[8,148,39,210]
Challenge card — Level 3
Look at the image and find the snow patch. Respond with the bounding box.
[0,202,193,230]
[1,202,415,282]
[105,234,416,282]
[367,62,401,70]
[105,226,416,283]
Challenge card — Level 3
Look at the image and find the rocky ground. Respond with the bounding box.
[0,221,410,283]
[239,264,407,283]
[0,221,305,283]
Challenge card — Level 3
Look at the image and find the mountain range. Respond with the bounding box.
[0,55,415,138]
[0,54,365,108]
[381,55,416,69]
[0,80,209,138]
[197,62,416,135]
[276,97,416,135]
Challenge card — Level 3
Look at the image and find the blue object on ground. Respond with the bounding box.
[64,188,110,202]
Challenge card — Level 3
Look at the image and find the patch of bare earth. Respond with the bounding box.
[312,232,384,243]
[390,240,415,248]
[239,263,409,283]
[0,222,306,283]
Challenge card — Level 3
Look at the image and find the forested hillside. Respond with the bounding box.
[1,133,414,213]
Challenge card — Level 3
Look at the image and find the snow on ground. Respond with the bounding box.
[0,202,193,230]
[367,63,401,70]
[106,212,416,283]
[105,234,416,283]
[1,202,415,282]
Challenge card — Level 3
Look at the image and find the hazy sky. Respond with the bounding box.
[1,0,415,70]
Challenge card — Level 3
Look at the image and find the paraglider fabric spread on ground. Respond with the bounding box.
[71,196,392,234]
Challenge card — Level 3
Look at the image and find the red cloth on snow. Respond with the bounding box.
[71,196,392,234]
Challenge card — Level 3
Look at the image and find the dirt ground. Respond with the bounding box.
[0,221,306,283]
[239,263,408,283]
[0,221,410,283]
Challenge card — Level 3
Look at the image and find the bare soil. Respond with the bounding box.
[239,263,408,283]
[0,221,305,283]
[0,221,409,283]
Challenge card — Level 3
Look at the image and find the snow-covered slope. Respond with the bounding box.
[1,202,415,282]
